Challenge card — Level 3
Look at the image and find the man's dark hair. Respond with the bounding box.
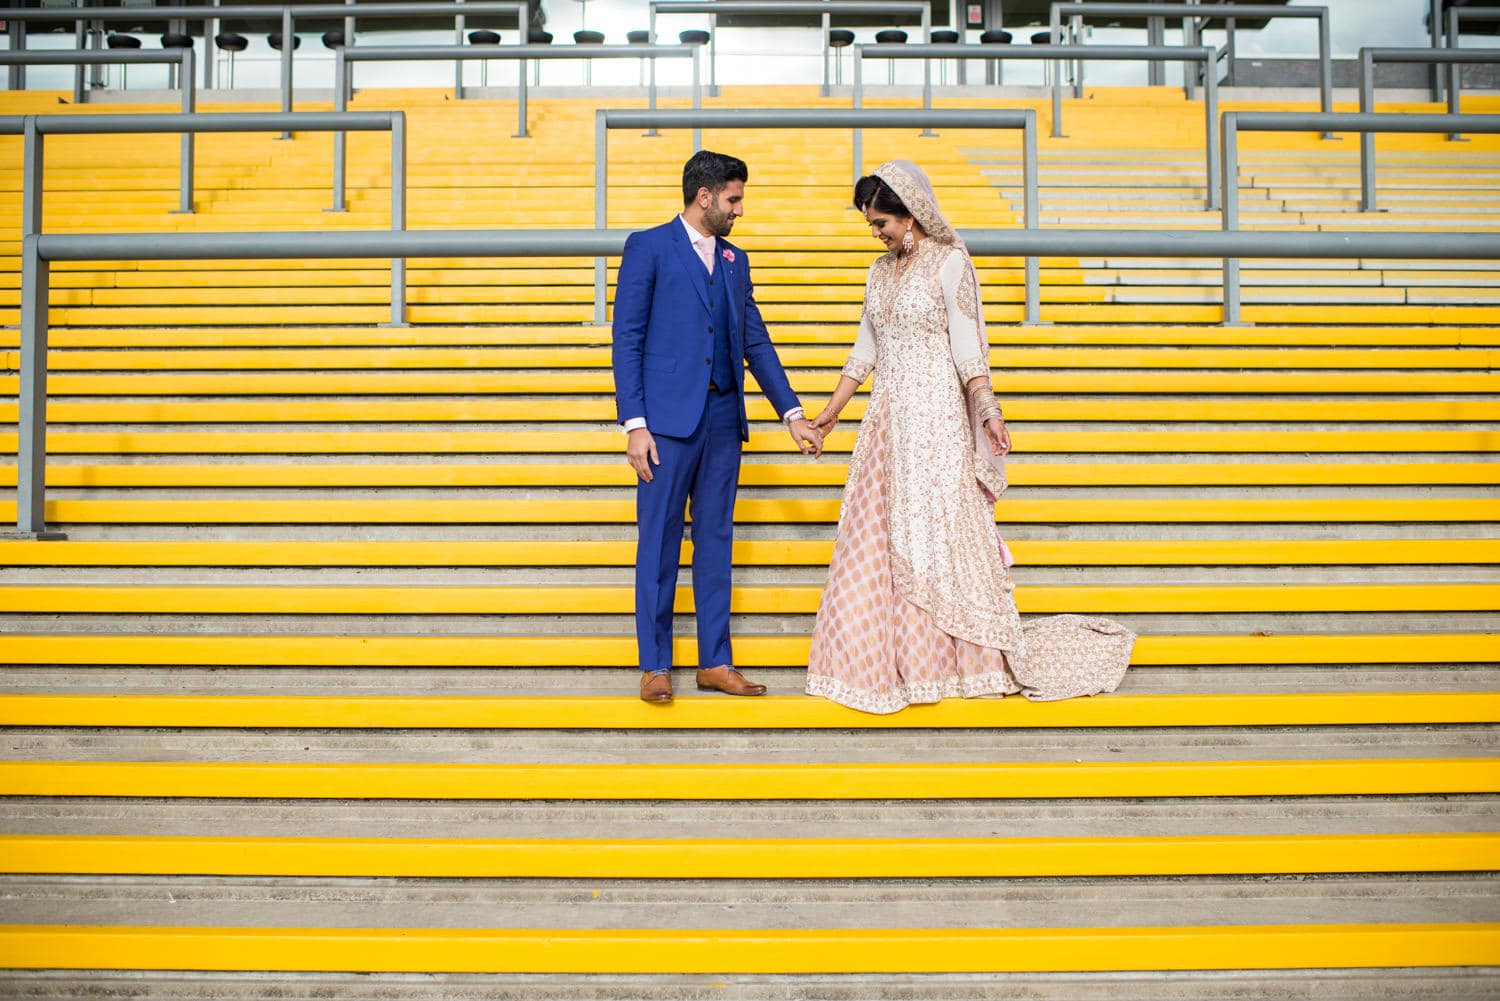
[853,174,910,218]
[682,150,749,206]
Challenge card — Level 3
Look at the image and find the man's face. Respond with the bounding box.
[700,179,745,237]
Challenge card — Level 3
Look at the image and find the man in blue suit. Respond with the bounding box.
[613,150,823,704]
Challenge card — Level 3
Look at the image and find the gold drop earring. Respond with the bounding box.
[901,224,914,254]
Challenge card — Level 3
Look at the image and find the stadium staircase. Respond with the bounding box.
[0,85,1497,997]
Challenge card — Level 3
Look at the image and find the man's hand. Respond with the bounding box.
[809,406,840,437]
[984,417,1011,457]
[626,427,660,482]
[788,417,823,458]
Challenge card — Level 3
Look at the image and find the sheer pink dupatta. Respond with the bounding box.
[872,161,1013,566]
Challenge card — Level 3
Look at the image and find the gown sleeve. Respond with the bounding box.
[941,248,989,384]
[841,262,879,384]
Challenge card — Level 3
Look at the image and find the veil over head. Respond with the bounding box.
[868,160,1008,508]
[872,159,962,249]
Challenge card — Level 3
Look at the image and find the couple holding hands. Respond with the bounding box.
[611,150,1132,714]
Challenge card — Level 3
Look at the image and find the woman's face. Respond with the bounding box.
[863,204,912,252]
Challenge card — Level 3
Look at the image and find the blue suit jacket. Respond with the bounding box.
[611,217,800,441]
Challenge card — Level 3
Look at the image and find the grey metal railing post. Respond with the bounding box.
[1448,7,1461,125]
[693,48,702,151]
[853,57,863,185]
[594,109,609,325]
[333,49,348,211]
[15,116,59,539]
[455,0,466,100]
[516,50,528,138]
[280,7,294,138]
[390,110,407,326]
[1359,48,1377,211]
[207,0,220,92]
[1431,0,1444,101]
[1047,4,1060,91]
[1223,15,1235,86]
[821,11,831,97]
[178,49,197,214]
[709,11,718,96]
[1071,14,1084,100]
[1023,109,1040,325]
[72,1,87,106]
[1049,10,1063,138]
[1221,111,1240,325]
[1182,7,1197,102]
[1316,9,1334,139]
[1204,45,1219,212]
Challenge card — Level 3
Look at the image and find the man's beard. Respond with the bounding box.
[703,202,734,237]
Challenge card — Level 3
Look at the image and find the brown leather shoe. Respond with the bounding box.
[640,671,673,703]
[696,665,767,696]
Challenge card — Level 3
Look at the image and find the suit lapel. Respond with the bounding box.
[670,219,711,311]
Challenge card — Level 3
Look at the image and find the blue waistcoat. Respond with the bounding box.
[706,262,735,393]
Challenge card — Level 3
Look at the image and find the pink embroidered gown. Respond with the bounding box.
[804,238,1134,714]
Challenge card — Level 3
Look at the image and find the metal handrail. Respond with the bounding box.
[1440,5,1500,101]
[335,44,701,140]
[591,107,1040,324]
[854,42,1221,210]
[1218,110,1500,322]
[12,223,1500,538]
[0,47,193,110]
[647,1,931,96]
[0,2,527,111]
[20,109,403,220]
[1049,3,1332,115]
[1359,47,1500,141]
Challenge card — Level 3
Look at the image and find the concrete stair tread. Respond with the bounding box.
[3,874,1496,929]
[6,796,1495,839]
[3,969,1497,1001]
[5,632,1493,667]
[3,666,1496,696]
[7,725,1495,762]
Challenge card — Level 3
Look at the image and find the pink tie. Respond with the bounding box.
[697,237,715,275]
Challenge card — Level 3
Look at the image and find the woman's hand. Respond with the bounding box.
[984,417,1011,456]
[810,406,840,436]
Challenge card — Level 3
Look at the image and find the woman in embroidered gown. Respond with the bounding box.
[804,160,1134,714]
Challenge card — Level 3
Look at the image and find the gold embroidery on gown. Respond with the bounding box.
[805,161,1134,714]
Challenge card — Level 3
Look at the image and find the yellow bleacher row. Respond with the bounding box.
[1,86,1498,987]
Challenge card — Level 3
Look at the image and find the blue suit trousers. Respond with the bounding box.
[634,387,743,672]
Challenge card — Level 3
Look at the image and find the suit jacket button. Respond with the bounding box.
[704,357,712,364]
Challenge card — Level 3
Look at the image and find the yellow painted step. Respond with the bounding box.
[9,430,1497,456]
[1,922,1494,974]
[5,584,1495,615]
[4,832,1495,878]
[21,370,1499,394]
[6,323,1500,348]
[2,758,1495,800]
[7,498,1496,524]
[3,633,1493,666]
[2,693,1494,730]
[11,462,1500,489]
[2,539,1497,568]
[11,400,1500,425]
[24,346,1500,371]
